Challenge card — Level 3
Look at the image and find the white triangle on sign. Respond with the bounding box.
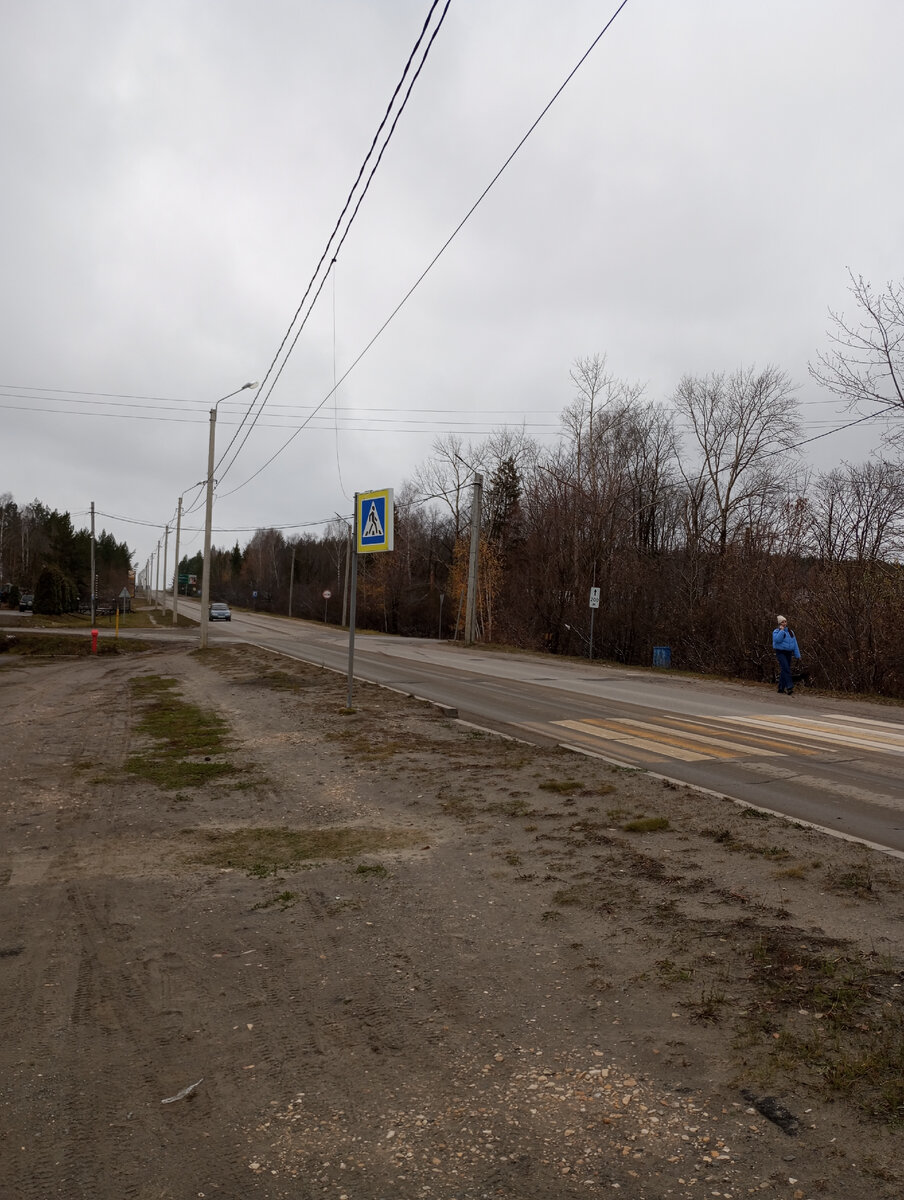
[362,502,384,539]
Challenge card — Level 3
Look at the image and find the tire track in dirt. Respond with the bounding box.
[0,652,269,1198]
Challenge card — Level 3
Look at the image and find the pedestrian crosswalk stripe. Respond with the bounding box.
[721,715,904,756]
[555,720,710,762]
[607,718,782,758]
[552,710,904,766]
[555,716,784,762]
[829,714,904,731]
[664,717,823,756]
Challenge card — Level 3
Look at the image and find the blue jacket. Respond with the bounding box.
[773,626,801,658]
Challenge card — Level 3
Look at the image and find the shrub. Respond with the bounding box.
[33,565,67,615]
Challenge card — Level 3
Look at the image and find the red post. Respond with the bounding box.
[91,629,99,654]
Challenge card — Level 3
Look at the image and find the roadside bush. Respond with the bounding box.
[61,577,78,613]
[33,565,65,616]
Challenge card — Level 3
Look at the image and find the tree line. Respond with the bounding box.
[195,274,904,699]
[0,496,133,613]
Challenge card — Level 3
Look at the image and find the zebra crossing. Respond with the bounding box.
[551,710,904,767]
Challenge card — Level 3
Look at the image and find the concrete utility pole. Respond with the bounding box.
[155,540,161,607]
[90,501,96,626]
[288,548,295,617]
[200,381,258,650]
[464,473,483,646]
[161,525,169,617]
[0,498,7,593]
[172,496,182,626]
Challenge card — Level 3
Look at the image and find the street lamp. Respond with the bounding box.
[199,381,258,649]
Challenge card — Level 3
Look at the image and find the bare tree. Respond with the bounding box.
[562,354,645,491]
[412,433,477,540]
[672,365,800,554]
[805,458,904,694]
[807,458,904,564]
[810,271,904,445]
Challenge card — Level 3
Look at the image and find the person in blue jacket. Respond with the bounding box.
[772,614,801,695]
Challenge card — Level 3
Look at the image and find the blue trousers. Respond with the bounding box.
[775,650,794,692]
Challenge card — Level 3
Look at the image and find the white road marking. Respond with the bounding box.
[555,720,709,761]
[722,714,904,756]
[608,718,781,757]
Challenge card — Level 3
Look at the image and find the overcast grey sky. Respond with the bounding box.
[2,0,902,574]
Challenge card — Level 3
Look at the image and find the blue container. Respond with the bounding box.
[652,646,671,668]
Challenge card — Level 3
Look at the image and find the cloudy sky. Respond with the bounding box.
[3,0,903,576]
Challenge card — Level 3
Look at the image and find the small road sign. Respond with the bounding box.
[589,587,601,609]
[322,590,332,599]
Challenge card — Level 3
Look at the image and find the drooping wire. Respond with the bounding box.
[213,0,452,483]
[220,0,634,498]
[332,264,350,501]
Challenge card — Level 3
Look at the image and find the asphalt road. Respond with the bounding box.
[171,598,904,854]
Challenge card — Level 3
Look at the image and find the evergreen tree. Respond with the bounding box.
[34,565,65,615]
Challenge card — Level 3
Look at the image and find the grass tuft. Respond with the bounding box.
[623,816,670,833]
[355,861,389,878]
[539,778,585,795]
[125,675,237,790]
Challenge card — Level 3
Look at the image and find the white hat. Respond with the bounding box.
[776,614,786,624]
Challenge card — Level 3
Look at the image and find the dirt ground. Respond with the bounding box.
[1,637,903,1199]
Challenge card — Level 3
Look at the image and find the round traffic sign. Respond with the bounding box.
[322,589,332,599]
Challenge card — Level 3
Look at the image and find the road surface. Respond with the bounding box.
[165,598,904,854]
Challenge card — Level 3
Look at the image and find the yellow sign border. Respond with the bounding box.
[356,489,394,554]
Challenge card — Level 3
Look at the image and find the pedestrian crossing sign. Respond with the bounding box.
[356,489,394,554]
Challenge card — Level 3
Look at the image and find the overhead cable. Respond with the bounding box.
[214,0,452,484]
[222,0,633,499]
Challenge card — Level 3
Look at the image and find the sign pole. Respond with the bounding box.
[346,494,358,708]
[588,585,601,661]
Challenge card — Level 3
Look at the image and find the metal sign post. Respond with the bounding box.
[588,586,600,661]
[347,489,394,708]
[346,497,358,708]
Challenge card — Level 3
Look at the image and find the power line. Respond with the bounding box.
[221,0,635,499]
[0,381,847,411]
[0,389,573,420]
[96,482,466,542]
[101,394,897,555]
[0,395,865,437]
[0,397,565,431]
[214,0,453,486]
